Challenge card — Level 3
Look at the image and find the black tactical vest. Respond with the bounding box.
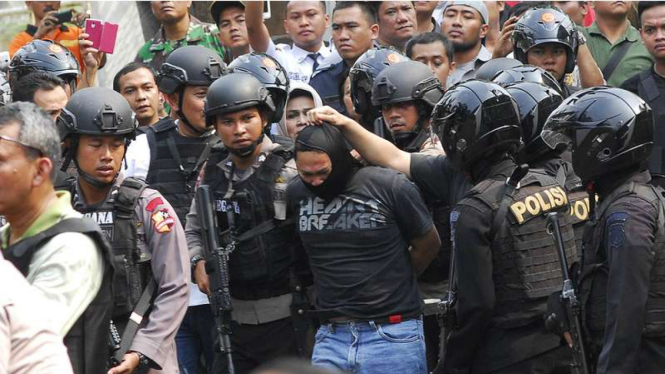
[202,142,297,300]
[579,179,665,346]
[69,178,153,317]
[146,118,217,225]
[638,71,665,177]
[537,157,590,259]
[461,169,576,329]
[4,218,113,374]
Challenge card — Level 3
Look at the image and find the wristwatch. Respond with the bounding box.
[577,31,587,46]
[191,254,204,267]
[191,255,205,282]
[131,351,151,369]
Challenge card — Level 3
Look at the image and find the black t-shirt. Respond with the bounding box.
[287,166,432,319]
[410,153,472,205]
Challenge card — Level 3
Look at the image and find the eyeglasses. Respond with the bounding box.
[0,134,44,156]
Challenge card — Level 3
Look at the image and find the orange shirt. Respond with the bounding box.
[9,24,84,70]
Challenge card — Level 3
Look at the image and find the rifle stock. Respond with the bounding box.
[546,212,590,374]
[197,185,236,374]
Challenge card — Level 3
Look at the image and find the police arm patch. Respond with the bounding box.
[151,209,175,233]
[146,197,164,212]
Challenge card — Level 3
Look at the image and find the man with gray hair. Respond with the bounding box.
[0,102,113,374]
[441,0,492,86]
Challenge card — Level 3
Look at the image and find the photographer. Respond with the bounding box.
[9,1,88,69]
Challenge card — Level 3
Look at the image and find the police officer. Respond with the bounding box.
[542,86,665,373]
[371,60,443,153]
[511,5,578,92]
[186,72,304,373]
[349,46,409,132]
[506,81,589,251]
[123,44,225,374]
[509,6,604,98]
[428,80,575,374]
[58,87,190,374]
[9,39,79,97]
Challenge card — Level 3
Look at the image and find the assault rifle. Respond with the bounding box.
[108,320,122,367]
[197,185,236,374]
[438,223,457,352]
[546,212,590,374]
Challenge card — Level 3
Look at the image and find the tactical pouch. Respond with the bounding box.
[111,178,151,317]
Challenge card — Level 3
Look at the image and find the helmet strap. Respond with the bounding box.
[228,133,265,158]
[177,89,206,136]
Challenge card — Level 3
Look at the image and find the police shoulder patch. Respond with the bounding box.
[606,212,627,251]
[151,209,175,233]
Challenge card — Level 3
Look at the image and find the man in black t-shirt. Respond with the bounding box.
[287,124,440,374]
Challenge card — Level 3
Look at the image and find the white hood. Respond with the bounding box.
[276,81,324,137]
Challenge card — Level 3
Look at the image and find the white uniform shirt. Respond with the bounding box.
[264,39,340,83]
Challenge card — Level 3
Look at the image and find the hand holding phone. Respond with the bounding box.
[85,19,119,54]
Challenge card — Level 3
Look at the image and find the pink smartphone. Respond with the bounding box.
[85,19,103,49]
[99,22,119,54]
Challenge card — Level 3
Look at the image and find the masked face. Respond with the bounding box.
[295,124,358,200]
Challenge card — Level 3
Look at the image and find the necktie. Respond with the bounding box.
[308,53,320,75]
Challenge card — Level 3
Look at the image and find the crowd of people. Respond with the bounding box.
[1,1,665,374]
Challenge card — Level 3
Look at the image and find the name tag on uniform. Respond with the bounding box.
[509,186,568,224]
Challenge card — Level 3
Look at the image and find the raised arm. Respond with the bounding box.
[245,0,272,53]
[576,42,605,88]
[307,106,413,177]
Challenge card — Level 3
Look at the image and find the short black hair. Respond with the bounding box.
[507,1,550,19]
[284,1,327,18]
[333,1,378,25]
[405,32,454,65]
[113,62,157,93]
[638,1,665,23]
[12,71,65,103]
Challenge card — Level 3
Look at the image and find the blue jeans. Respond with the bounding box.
[176,305,216,374]
[311,318,426,374]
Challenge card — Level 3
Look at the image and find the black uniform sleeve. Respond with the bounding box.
[597,197,658,374]
[410,154,454,203]
[441,203,495,374]
[392,174,434,240]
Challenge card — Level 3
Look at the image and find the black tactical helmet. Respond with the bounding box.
[229,52,289,123]
[475,57,523,81]
[9,40,79,90]
[542,86,653,183]
[432,80,521,172]
[505,81,563,164]
[157,45,226,94]
[58,87,137,187]
[349,47,409,122]
[372,60,443,109]
[206,72,275,157]
[512,7,578,75]
[372,60,443,150]
[492,65,563,96]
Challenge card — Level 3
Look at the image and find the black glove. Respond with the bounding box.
[544,291,570,336]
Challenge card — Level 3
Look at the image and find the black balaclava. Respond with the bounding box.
[295,124,360,201]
